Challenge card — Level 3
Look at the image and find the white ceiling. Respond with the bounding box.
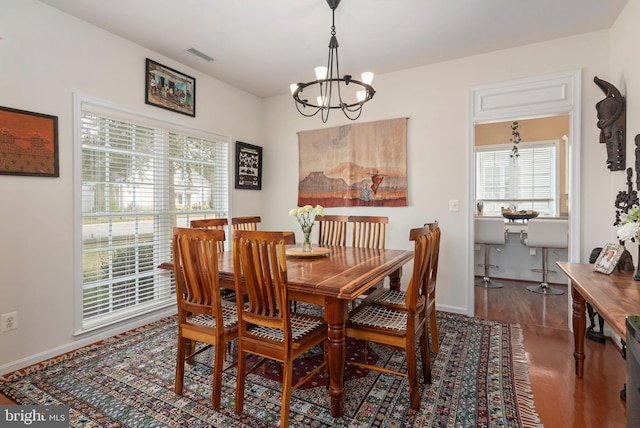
[38,0,628,98]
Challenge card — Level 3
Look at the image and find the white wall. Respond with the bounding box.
[261,31,614,316]
[0,0,264,373]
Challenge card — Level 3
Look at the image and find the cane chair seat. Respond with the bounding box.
[248,314,325,343]
[188,301,239,329]
[349,303,423,331]
[362,221,441,353]
[365,289,407,308]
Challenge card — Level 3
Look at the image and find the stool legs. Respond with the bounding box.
[474,244,504,288]
[526,248,565,295]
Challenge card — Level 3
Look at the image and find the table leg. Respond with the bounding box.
[324,297,348,418]
[389,267,403,291]
[571,285,586,378]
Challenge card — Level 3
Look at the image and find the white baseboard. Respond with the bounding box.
[1,308,176,376]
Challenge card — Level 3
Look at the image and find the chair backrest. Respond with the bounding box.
[172,227,226,333]
[190,218,229,230]
[406,226,434,312]
[424,221,441,297]
[474,217,506,245]
[231,216,261,231]
[349,215,388,249]
[316,215,349,246]
[190,218,229,252]
[526,218,568,249]
[232,230,290,338]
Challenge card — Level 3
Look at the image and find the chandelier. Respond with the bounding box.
[290,0,375,123]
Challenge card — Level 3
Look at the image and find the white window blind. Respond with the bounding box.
[475,141,558,216]
[78,103,229,331]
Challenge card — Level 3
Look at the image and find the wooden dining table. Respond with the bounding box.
[161,245,413,418]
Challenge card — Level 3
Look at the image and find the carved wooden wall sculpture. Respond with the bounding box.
[594,76,626,171]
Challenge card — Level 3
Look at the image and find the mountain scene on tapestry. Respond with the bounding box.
[297,118,408,208]
[0,312,542,427]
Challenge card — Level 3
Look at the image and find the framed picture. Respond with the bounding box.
[235,141,262,190]
[145,58,196,117]
[0,106,59,177]
[593,243,624,274]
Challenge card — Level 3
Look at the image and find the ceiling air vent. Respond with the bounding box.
[186,48,214,62]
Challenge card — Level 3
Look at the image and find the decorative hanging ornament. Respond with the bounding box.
[510,121,521,162]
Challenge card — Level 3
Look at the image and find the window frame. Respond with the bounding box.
[73,95,231,335]
[474,139,560,216]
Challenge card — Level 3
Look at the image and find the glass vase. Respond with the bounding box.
[302,229,312,252]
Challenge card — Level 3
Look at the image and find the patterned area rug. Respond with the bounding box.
[0,312,542,427]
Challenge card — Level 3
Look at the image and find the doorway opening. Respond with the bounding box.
[468,70,582,328]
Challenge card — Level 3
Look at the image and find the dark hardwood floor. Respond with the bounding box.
[475,278,627,428]
[1,279,629,427]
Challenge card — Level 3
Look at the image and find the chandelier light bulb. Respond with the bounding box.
[317,95,328,107]
[315,66,328,80]
[361,72,374,85]
[290,84,298,95]
[356,90,366,102]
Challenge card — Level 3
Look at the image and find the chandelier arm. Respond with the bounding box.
[294,101,322,118]
[293,79,374,109]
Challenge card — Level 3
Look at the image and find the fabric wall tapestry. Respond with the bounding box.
[297,117,408,207]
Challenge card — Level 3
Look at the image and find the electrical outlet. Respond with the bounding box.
[1,312,18,332]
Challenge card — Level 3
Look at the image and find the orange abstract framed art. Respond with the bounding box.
[0,106,59,177]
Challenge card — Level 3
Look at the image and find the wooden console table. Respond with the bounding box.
[556,262,640,378]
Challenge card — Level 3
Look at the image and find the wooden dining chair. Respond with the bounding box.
[231,216,261,231]
[349,215,388,249]
[190,218,229,253]
[231,230,328,428]
[172,227,239,409]
[363,222,441,353]
[316,215,349,246]
[346,225,433,411]
[348,215,389,308]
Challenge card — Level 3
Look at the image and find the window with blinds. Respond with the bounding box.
[475,140,558,216]
[77,101,229,332]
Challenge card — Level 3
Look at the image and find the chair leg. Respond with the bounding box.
[429,311,439,354]
[405,335,420,411]
[175,336,186,394]
[235,348,246,414]
[526,248,565,295]
[474,244,504,288]
[280,360,293,428]
[212,340,225,408]
[419,326,432,384]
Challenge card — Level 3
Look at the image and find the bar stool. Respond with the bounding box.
[521,218,568,295]
[474,218,507,288]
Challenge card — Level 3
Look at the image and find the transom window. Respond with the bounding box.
[475,140,559,216]
[75,99,229,332]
